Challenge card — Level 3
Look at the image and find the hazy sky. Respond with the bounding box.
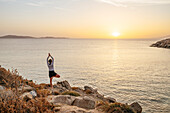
[0,0,170,39]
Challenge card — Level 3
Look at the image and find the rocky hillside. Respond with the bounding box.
[150,38,170,49]
[0,66,142,113]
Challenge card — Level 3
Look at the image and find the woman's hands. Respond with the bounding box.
[48,53,51,57]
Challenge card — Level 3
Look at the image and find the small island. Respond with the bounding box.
[150,38,170,49]
[0,66,142,113]
[0,35,68,39]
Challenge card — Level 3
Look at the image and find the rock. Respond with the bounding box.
[84,86,97,94]
[20,92,33,101]
[59,104,96,113]
[105,97,116,103]
[30,90,37,97]
[130,102,142,113]
[47,95,76,105]
[20,90,37,101]
[0,85,5,90]
[150,38,170,49]
[72,87,84,94]
[72,96,95,109]
[57,80,72,90]
[18,85,34,92]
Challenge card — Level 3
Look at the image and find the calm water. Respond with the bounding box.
[0,38,170,112]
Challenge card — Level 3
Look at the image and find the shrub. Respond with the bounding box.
[97,101,136,113]
[71,87,79,90]
[62,91,80,96]
[36,89,51,97]
[0,95,54,113]
[84,89,93,94]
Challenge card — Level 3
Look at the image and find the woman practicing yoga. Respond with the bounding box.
[47,53,60,88]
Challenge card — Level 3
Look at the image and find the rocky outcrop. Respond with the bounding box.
[150,38,170,49]
[0,66,142,113]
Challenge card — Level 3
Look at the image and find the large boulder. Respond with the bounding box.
[72,96,95,109]
[47,95,75,105]
[130,102,142,113]
[59,104,96,113]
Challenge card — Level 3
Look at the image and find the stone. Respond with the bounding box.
[130,102,142,113]
[84,86,97,94]
[18,85,34,92]
[30,90,37,97]
[57,80,72,90]
[47,95,76,105]
[72,96,95,109]
[20,92,33,101]
[59,104,95,113]
[105,97,116,103]
[0,85,5,90]
[20,90,37,101]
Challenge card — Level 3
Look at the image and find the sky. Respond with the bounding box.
[0,0,170,39]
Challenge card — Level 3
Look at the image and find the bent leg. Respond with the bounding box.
[54,74,60,78]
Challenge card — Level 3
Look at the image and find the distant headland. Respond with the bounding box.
[0,35,69,39]
[150,38,170,49]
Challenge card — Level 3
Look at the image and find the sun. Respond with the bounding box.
[112,32,120,37]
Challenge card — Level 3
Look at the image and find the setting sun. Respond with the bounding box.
[112,32,121,37]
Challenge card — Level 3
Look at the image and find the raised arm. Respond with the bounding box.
[47,56,50,65]
[51,56,54,65]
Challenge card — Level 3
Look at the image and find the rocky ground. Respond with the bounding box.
[150,38,170,49]
[0,66,142,113]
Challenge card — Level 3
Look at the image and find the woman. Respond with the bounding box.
[47,53,60,88]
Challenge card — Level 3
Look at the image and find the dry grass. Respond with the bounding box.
[0,68,22,89]
[62,91,80,96]
[84,89,93,94]
[36,89,51,97]
[97,101,136,113]
[0,95,54,113]
[0,67,55,113]
[71,87,79,90]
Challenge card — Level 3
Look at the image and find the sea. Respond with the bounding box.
[0,38,169,113]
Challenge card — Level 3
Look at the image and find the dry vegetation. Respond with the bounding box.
[62,91,80,96]
[97,101,136,113]
[0,67,55,113]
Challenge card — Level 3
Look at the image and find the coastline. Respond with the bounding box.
[0,66,142,113]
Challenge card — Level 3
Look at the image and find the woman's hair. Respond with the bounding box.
[48,59,52,65]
